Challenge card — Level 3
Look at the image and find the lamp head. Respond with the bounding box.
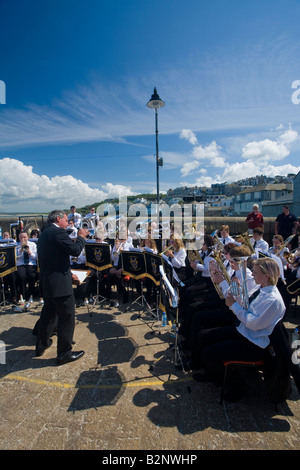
[147,87,165,109]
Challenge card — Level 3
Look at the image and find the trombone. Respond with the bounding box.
[160,244,175,256]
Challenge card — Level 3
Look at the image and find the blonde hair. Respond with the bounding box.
[252,258,280,286]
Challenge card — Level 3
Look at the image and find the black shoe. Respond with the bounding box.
[57,350,85,366]
[36,339,53,357]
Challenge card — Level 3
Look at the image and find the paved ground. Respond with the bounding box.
[1,293,300,451]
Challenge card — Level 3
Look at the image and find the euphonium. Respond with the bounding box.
[187,249,203,265]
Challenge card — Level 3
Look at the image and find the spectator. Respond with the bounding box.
[245,204,264,234]
[275,206,298,249]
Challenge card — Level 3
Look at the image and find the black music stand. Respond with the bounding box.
[121,251,151,313]
[150,265,191,391]
[0,245,17,311]
[85,243,112,310]
[144,251,162,322]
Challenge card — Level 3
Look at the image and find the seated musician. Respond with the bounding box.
[178,235,215,316]
[140,237,158,306]
[106,234,134,304]
[16,230,38,303]
[268,234,290,280]
[179,245,259,368]
[66,218,78,239]
[285,235,300,300]
[251,227,269,255]
[192,257,285,402]
[219,225,236,245]
[0,231,18,303]
[163,235,187,283]
[30,229,40,239]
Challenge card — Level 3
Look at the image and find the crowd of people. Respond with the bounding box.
[1,204,300,400]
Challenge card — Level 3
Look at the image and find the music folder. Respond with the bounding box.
[84,243,112,271]
[0,245,17,278]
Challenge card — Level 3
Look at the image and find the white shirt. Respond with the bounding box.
[170,248,186,270]
[111,238,134,267]
[68,212,82,228]
[67,226,78,239]
[231,285,285,348]
[220,266,259,304]
[16,240,37,266]
[195,252,213,278]
[221,235,236,245]
[251,238,269,255]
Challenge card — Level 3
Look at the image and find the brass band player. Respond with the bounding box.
[105,234,134,305]
[162,235,187,283]
[191,257,286,402]
[16,230,38,303]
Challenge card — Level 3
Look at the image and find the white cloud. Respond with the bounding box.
[241,128,299,162]
[180,161,200,177]
[179,129,198,146]
[0,158,135,212]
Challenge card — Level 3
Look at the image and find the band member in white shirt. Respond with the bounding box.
[219,225,236,245]
[106,235,134,304]
[16,230,38,302]
[251,227,269,255]
[163,235,187,283]
[194,258,285,401]
[68,206,82,229]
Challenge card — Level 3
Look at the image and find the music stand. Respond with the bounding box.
[144,251,162,322]
[0,245,17,311]
[121,251,151,312]
[149,265,190,391]
[85,243,112,309]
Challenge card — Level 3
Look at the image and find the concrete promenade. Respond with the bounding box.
[1,296,300,451]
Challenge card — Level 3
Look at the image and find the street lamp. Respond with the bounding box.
[146,87,165,234]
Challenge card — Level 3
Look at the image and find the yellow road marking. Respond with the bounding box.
[1,373,192,390]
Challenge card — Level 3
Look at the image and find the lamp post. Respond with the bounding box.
[146,87,165,234]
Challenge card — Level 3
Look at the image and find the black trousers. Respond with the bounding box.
[181,304,236,354]
[36,294,76,357]
[194,326,265,386]
[16,265,37,299]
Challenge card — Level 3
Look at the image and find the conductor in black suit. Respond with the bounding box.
[36,209,89,365]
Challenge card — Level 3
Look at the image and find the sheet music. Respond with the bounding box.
[71,269,89,284]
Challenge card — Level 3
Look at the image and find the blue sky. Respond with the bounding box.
[1,0,300,213]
